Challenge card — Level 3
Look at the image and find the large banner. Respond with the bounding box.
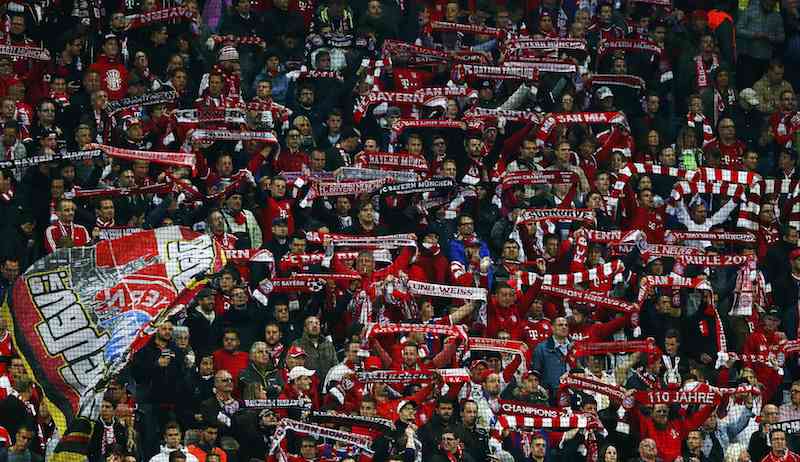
[9,226,224,427]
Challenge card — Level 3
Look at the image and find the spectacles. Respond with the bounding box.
[217,377,233,382]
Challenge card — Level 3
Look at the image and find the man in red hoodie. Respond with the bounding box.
[629,399,716,462]
[568,305,629,342]
[89,34,128,100]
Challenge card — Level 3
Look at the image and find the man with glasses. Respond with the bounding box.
[200,371,240,438]
[749,404,783,461]
[449,214,490,268]
[29,99,64,150]
[702,117,746,168]
[274,129,309,173]
[781,380,800,421]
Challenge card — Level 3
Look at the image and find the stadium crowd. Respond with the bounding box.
[4,0,800,461]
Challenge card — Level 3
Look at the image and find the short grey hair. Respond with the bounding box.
[250,341,268,356]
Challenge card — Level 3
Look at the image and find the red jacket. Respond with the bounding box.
[273,148,309,173]
[44,221,90,254]
[568,316,628,343]
[623,196,666,243]
[630,402,715,462]
[213,350,249,385]
[703,138,746,168]
[761,451,800,462]
[486,279,542,338]
[89,55,128,100]
[259,196,294,243]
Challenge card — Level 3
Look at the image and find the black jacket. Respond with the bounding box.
[131,337,187,405]
[184,307,223,357]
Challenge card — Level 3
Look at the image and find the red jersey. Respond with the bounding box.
[213,349,249,384]
[630,403,715,462]
[568,317,628,343]
[0,331,11,375]
[259,196,294,243]
[393,68,433,92]
[703,139,746,168]
[273,148,309,173]
[89,55,128,100]
[44,221,90,254]
[517,317,553,350]
[761,451,800,462]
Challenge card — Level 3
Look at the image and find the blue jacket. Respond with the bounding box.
[533,336,571,401]
[448,238,494,290]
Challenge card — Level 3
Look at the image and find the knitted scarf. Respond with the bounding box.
[694,53,720,89]
[125,7,195,29]
[503,57,579,74]
[380,178,455,195]
[104,90,178,116]
[596,38,662,61]
[536,112,629,146]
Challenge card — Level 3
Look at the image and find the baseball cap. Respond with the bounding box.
[287,346,307,358]
[364,356,383,371]
[396,399,417,414]
[596,86,614,100]
[740,88,760,107]
[522,369,542,380]
[218,45,239,62]
[790,248,800,261]
[272,217,288,226]
[764,309,781,320]
[288,366,315,381]
[386,106,402,118]
[197,287,214,299]
[470,359,489,369]
[692,10,708,21]
[124,117,142,131]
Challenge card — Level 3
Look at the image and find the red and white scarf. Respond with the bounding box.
[638,275,712,303]
[87,143,196,171]
[503,57,578,74]
[406,280,487,300]
[694,54,720,89]
[539,285,639,314]
[517,260,624,287]
[428,21,504,38]
[191,129,278,143]
[536,112,629,146]
[665,230,756,244]
[516,208,595,224]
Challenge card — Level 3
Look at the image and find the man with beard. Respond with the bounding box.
[131,322,187,458]
[418,398,458,458]
[629,400,717,462]
[453,400,489,462]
